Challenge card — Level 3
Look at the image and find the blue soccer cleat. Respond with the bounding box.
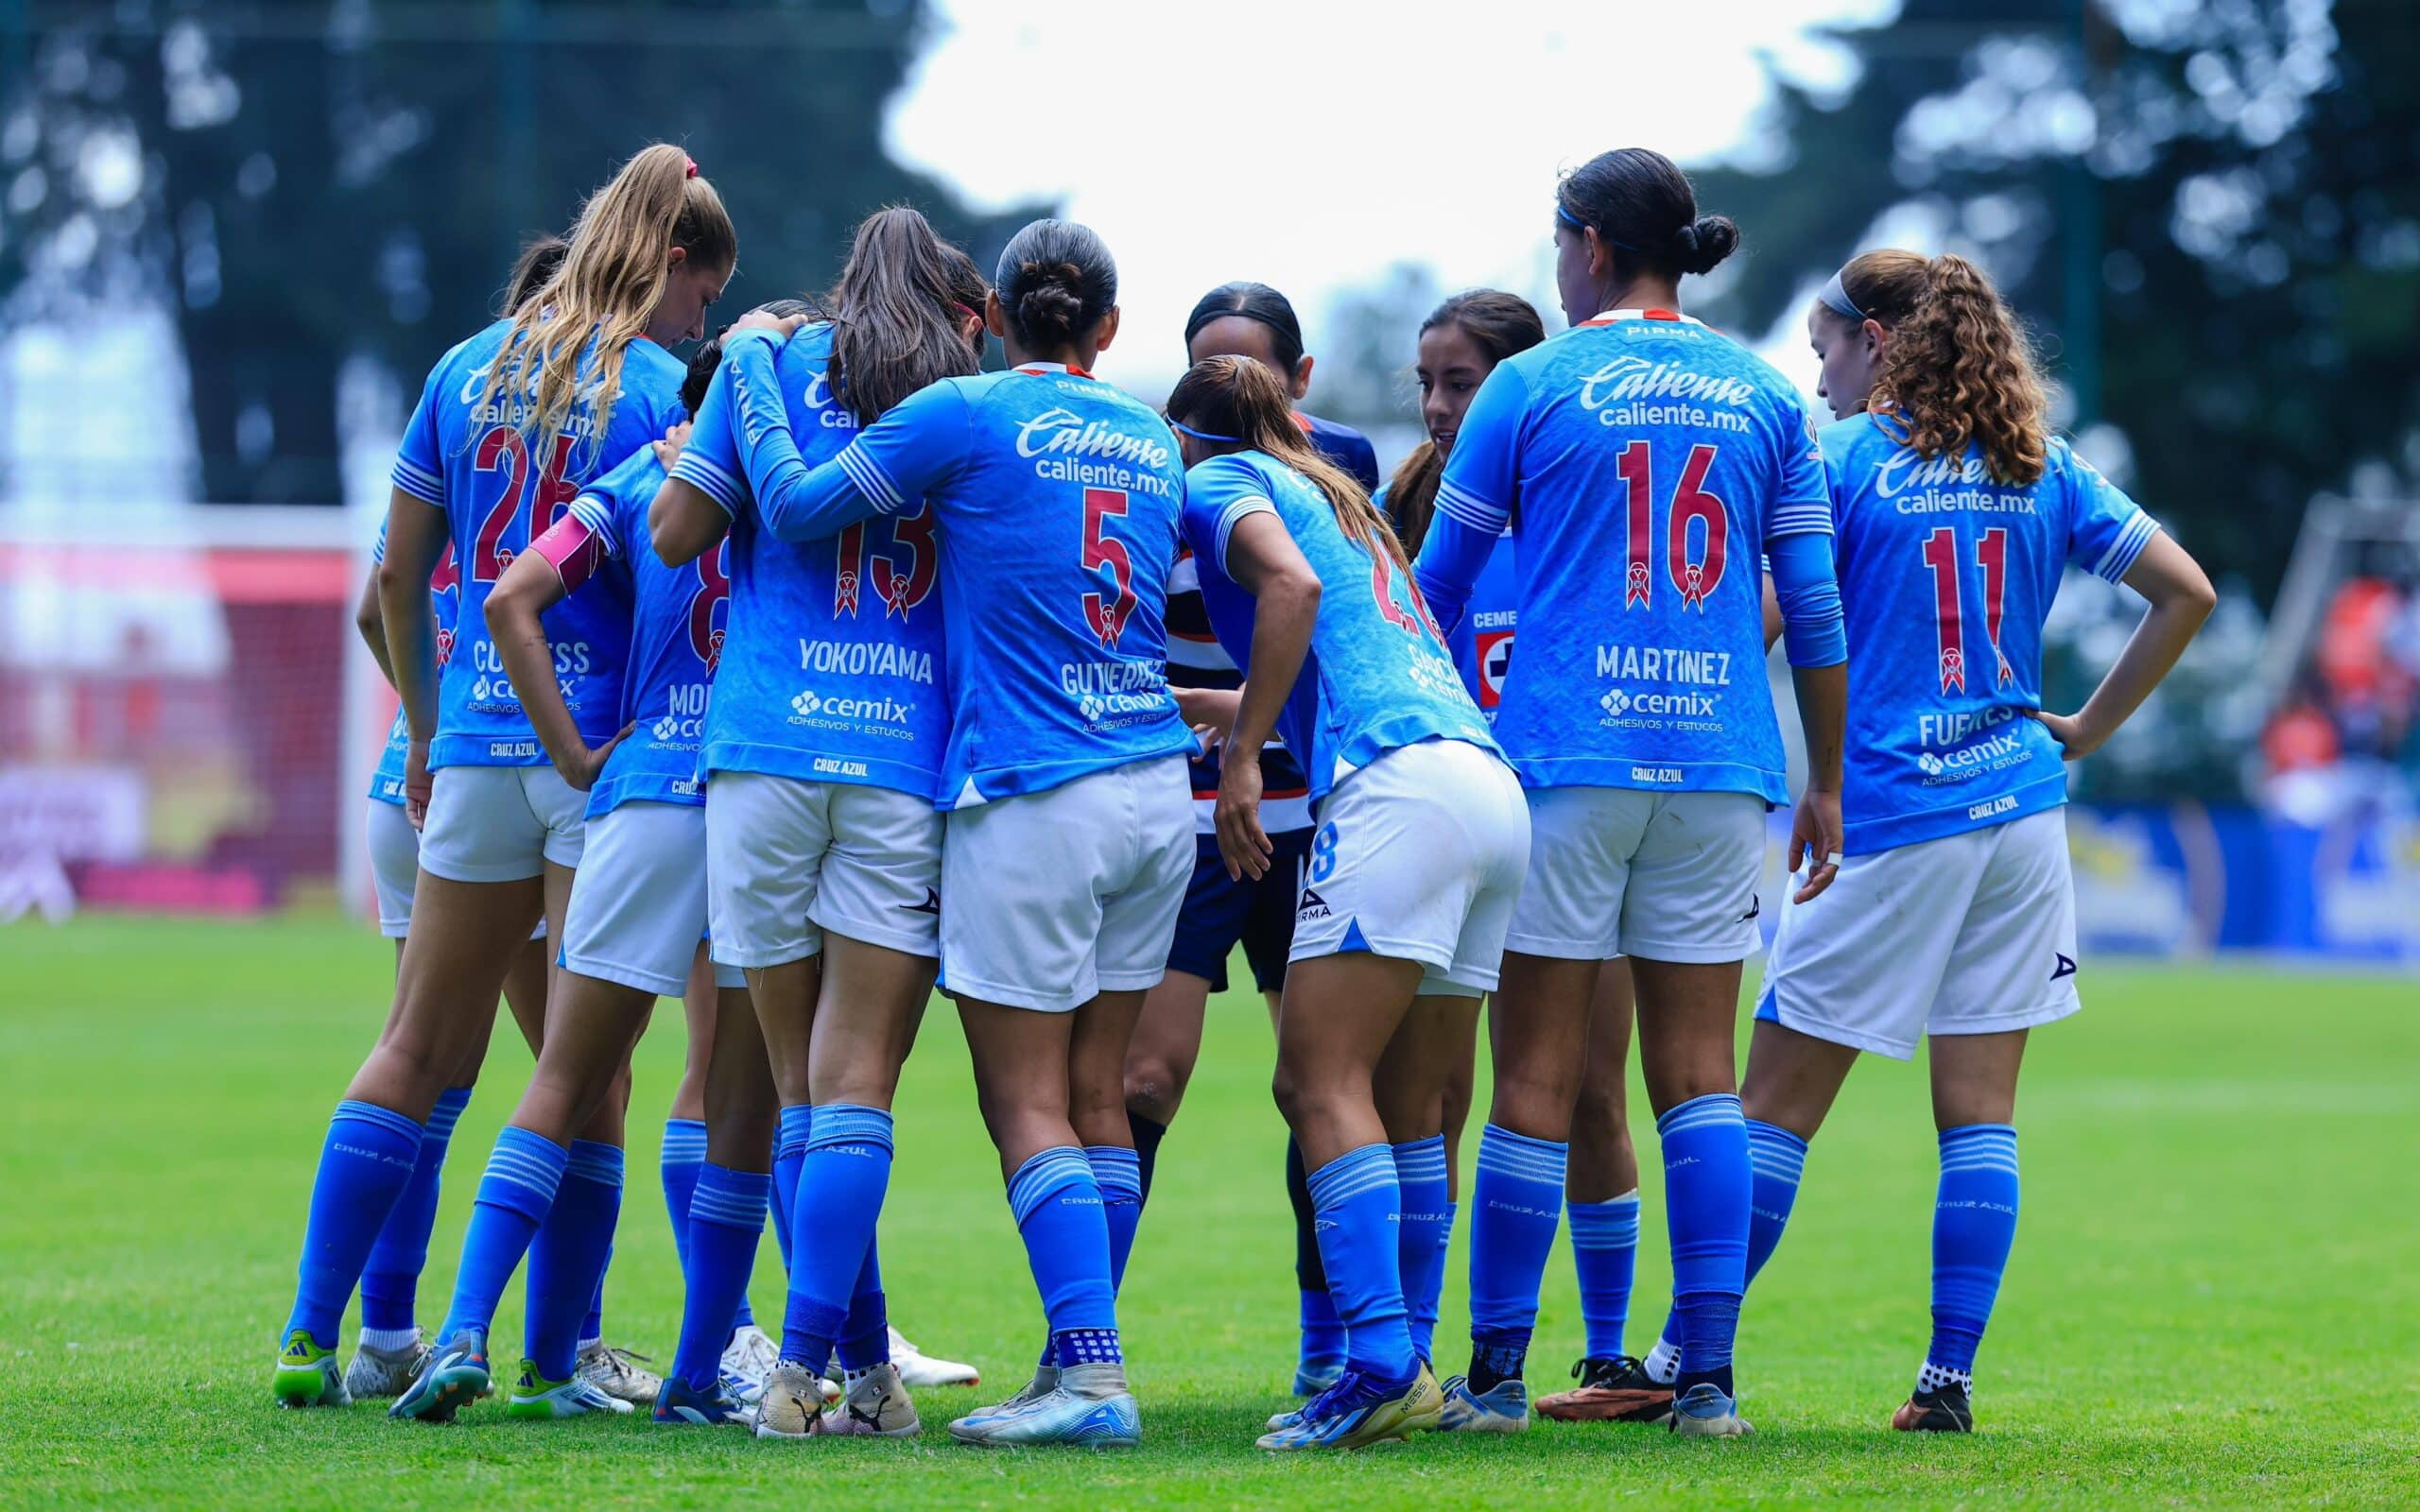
[1437,1373,1530,1433]
[1256,1366,1443,1451]
[653,1373,754,1426]
[389,1326,490,1424]
[1668,1381,1754,1437]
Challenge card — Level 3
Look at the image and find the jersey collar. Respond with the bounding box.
[1580,307,1702,327]
[1013,360,1096,379]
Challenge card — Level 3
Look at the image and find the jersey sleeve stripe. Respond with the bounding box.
[836,443,906,514]
[1213,494,1277,573]
[1434,476,1509,535]
[566,491,621,558]
[390,459,444,505]
[1768,500,1836,537]
[2092,510,2160,582]
[668,453,743,517]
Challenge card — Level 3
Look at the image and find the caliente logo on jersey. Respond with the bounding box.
[1577,356,1757,435]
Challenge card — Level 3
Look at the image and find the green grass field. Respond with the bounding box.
[4,916,2415,1509]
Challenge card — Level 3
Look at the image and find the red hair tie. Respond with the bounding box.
[683,156,700,180]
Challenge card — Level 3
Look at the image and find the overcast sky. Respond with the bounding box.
[887,0,1896,401]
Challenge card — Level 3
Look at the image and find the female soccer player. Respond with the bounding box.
[1165,354,1528,1450]
[650,206,992,1439]
[270,143,732,1412]
[391,301,799,1424]
[1722,249,2211,1435]
[1124,280,1382,1400]
[724,219,1197,1449]
[1412,146,1849,1437]
[339,238,567,1401]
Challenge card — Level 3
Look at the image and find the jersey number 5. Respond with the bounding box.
[1920,525,2014,694]
[1616,440,1730,610]
[1080,488,1138,649]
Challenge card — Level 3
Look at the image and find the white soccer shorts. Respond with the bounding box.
[417,764,586,883]
[559,799,744,997]
[366,797,544,941]
[706,770,945,969]
[1755,805,2081,1059]
[1505,786,1768,964]
[1288,738,1530,995]
[941,755,1193,1013]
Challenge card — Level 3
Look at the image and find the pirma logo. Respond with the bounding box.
[1296,888,1332,920]
[1600,688,1632,717]
[1918,751,1946,776]
[792,691,821,717]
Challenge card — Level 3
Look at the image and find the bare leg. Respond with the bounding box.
[345,871,542,1119]
[805,936,935,1110]
[745,956,823,1111]
[1565,959,1639,1202]
[1122,971,1210,1128]
[1928,1030,2026,1129]
[1484,951,1603,1140]
[1737,1017,1860,1143]
[670,943,717,1124]
[1275,954,1426,1170]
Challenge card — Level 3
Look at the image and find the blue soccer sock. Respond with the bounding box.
[357,1086,470,1342]
[1926,1125,2019,1394]
[1660,1093,1751,1400]
[1007,1146,1117,1363]
[1308,1144,1417,1384]
[661,1118,706,1279]
[671,1164,771,1392]
[582,1271,606,1351]
[771,1104,813,1271]
[1650,1118,1810,1373]
[1392,1136,1450,1366]
[779,1105,894,1369]
[1465,1123,1567,1387]
[1567,1190,1641,1362]
[283,1100,426,1349]
[437,1125,567,1342]
[836,1240,890,1373]
[1089,1145,1144,1295]
[526,1140,622,1381]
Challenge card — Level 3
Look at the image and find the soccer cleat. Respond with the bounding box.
[343,1337,431,1401]
[389,1327,489,1423]
[1256,1365,1443,1451]
[1535,1355,1675,1424]
[504,1357,635,1418]
[1668,1382,1754,1437]
[1892,1383,1974,1434]
[947,1361,1138,1448]
[1437,1373,1530,1433]
[653,1374,755,1426]
[888,1325,980,1388]
[722,1323,780,1393]
[752,1361,828,1440]
[823,1361,922,1438]
[272,1329,351,1409]
[574,1341,661,1407]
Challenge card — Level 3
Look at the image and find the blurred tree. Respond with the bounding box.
[0,0,1047,504]
[1690,0,2419,606]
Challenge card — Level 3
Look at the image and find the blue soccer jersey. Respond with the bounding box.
[670,325,947,799]
[1419,309,1829,801]
[1823,413,2160,853]
[389,318,682,768]
[564,447,731,818]
[1184,452,1498,805]
[729,356,1198,807]
[366,521,466,806]
[1378,482,1520,721]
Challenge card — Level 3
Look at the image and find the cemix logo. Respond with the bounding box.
[1080,695,1106,721]
[1601,689,1632,717]
[1918,751,1946,776]
[654,715,680,741]
[792,691,821,717]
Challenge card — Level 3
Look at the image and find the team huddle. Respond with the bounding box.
[272,141,2215,1451]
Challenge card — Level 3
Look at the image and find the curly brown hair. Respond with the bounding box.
[1837,249,2048,487]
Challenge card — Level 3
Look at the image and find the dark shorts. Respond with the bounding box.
[1164,828,1313,995]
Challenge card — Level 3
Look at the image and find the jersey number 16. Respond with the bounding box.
[1616,440,1730,611]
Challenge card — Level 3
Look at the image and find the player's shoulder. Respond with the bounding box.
[1817,411,1885,462]
[427,318,513,389]
[621,336,687,401]
[779,319,839,370]
[1298,411,1376,483]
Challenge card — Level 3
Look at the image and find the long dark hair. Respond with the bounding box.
[994,218,1116,352]
[1183,281,1305,370]
[1167,355,1405,571]
[1834,250,2048,486]
[828,206,990,424]
[1386,290,1547,555]
[1557,146,1739,282]
[499,234,569,317]
[682,299,818,418]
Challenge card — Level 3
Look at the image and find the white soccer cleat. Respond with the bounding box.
[343,1336,431,1400]
[574,1342,662,1407]
[752,1361,828,1440]
[947,1362,1136,1448]
[823,1361,923,1437]
[721,1324,780,1395]
[889,1325,980,1388]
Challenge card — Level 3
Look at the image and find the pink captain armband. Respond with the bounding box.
[529,511,606,593]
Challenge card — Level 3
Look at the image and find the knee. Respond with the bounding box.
[1123,1055,1188,1125]
[1490,1061,1582,1133]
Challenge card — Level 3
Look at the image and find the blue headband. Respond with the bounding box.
[1818,270,1865,322]
[1554,200,1643,253]
[1169,419,1239,444]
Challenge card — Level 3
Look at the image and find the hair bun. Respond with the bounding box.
[1674,215,1739,276]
